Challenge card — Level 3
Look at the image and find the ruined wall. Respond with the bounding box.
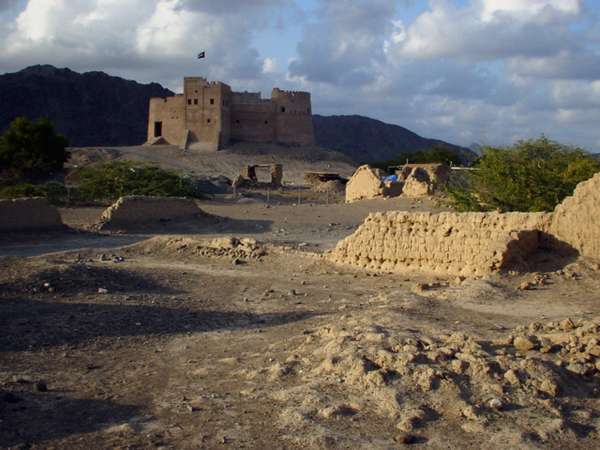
[330,211,552,276]
[0,198,64,232]
[345,165,386,203]
[97,196,208,231]
[551,172,600,260]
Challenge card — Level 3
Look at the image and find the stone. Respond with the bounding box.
[488,398,503,410]
[513,336,538,352]
[504,369,520,385]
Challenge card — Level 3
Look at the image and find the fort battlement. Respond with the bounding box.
[147,76,314,151]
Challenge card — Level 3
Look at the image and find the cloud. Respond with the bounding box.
[0,0,289,89]
[1,0,600,151]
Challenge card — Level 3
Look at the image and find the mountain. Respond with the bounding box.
[0,65,473,162]
[312,114,474,163]
[0,65,173,147]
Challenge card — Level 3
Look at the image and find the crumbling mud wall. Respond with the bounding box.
[551,172,600,260]
[96,196,208,231]
[0,198,64,232]
[345,165,387,203]
[330,211,552,276]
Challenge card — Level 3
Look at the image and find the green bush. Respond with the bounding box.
[0,117,69,181]
[69,161,199,203]
[447,137,600,212]
[0,181,68,204]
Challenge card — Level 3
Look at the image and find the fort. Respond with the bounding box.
[146,77,315,150]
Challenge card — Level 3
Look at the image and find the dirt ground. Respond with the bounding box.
[1,193,600,449]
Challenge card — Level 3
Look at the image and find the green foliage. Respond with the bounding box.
[69,161,200,203]
[371,145,464,170]
[447,137,600,212]
[0,181,68,204]
[0,117,69,181]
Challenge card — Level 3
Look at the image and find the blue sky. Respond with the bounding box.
[1,0,600,151]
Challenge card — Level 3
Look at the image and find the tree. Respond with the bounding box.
[448,137,600,212]
[0,117,69,181]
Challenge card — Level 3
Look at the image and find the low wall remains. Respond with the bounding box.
[331,171,600,276]
[551,172,600,260]
[97,196,208,231]
[330,211,552,276]
[0,198,64,232]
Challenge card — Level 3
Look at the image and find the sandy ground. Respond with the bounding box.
[1,192,600,448]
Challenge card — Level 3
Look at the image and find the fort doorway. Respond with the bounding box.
[154,121,163,138]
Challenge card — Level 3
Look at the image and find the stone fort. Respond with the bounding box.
[147,76,315,151]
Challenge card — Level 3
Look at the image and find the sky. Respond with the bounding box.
[1,0,600,150]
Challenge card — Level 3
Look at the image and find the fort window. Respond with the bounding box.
[264,120,269,125]
[210,98,215,105]
[281,106,286,113]
[207,118,211,124]
[153,121,162,138]
[187,99,192,105]
[235,119,240,124]
[194,99,198,105]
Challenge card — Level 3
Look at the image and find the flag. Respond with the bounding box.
[198,51,206,59]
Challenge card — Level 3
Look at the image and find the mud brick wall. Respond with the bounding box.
[551,172,600,260]
[97,196,206,230]
[0,198,63,232]
[330,211,552,276]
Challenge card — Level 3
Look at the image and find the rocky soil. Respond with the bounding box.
[1,199,600,449]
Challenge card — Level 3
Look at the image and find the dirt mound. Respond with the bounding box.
[266,315,600,447]
[125,236,267,261]
[96,196,214,232]
[0,198,64,232]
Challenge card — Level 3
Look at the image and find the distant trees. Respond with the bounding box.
[0,117,69,182]
[372,145,464,170]
[447,137,600,212]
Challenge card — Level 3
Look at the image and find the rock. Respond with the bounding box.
[488,398,503,410]
[560,318,576,331]
[504,369,520,385]
[513,336,538,352]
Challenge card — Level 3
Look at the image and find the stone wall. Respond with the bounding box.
[96,196,208,231]
[551,172,600,260]
[0,198,64,232]
[330,211,552,276]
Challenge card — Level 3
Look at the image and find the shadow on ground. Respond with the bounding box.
[0,389,141,448]
[0,298,315,352]
[0,264,181,297]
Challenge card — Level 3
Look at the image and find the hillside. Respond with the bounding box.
[0,65,173,147]
[0,65,471,162]
[312,114,473,163]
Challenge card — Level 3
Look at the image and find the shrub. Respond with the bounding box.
[0,117,69,181]
[0,181,68,204]
[447,137,600,212]
[68,161,200,203]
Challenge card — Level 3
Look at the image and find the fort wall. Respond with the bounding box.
[147,78,314,150]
